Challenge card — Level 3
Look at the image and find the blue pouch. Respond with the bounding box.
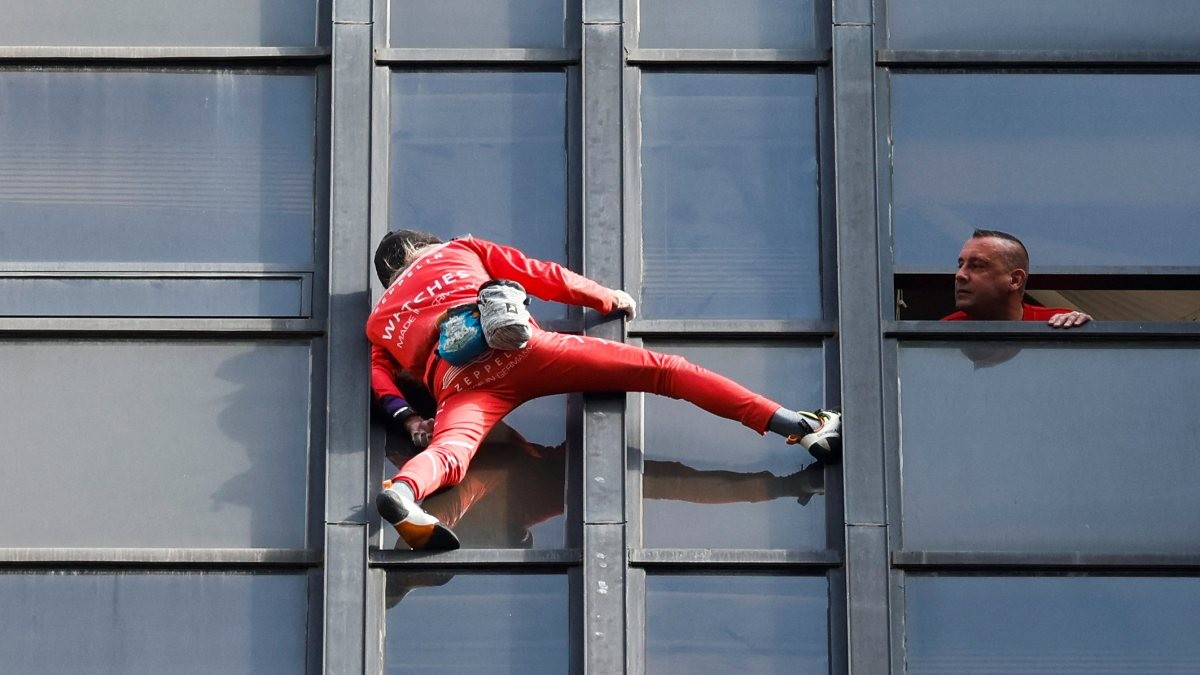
[436,304,489,366]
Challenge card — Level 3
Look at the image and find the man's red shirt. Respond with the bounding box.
[941,303,1073,321]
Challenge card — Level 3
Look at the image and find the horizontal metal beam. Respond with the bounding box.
[0,46,331,61]
[626,48,830,65]
[369,548,583,567]
[629,548,841,568]
[879,49,1200,66]
[628,319,837,337]
[0,548,320,568]
[885,320,1200,339]
[375,48,580,64]
[0,318,324,335]
[894,550,1200,572]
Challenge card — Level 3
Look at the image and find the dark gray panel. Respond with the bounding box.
[890,73,1200,270]
[389,0,566,48]
[886,0,1200,51]
[0,276,306,318]
[388,71,570,321]
[0,572,308,674]
[0,70,317,266]
[645,574,828,672]
[381,396,568,550]
[383,573,569,673]
[638,0,818,49]
[0,0,317,47]
[641,341,827,550]
[640,73,821,320]
[905,576,1200,673]
[0,341,311,548]
[899,343,1200,553]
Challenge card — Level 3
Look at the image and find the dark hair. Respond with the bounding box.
[971,228,1029,271]
[374,229,443,287]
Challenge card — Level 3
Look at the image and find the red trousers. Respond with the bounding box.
[391,330,782,500]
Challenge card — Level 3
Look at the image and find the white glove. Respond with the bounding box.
[612,289,637,320]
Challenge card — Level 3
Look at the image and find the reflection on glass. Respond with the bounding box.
[389,0,565,48]
[382,396,568,550]
[0,0,317,47]
[641,73,821,320]
[384,573,567,674]
[891,74,1200,269]
[0,341,311,548]
[0,572,308,674]
[639,0,817,50]
[899,343,1200,553]
[642,342,826,549]
[0,70,316,265]
[389,71,568,320]
[887,0,1200,51]
[906,576,1200,674]
[646,574,828,674]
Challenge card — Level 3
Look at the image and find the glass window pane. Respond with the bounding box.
[639,0,819,50]
[887,0,1200,51]
[384,573,567,674]
[906,576,1200,674]
[899,343,1200,553]
[641,73,821,320]
[0,341,312,548]
[389,0,565,48]
[0,0,317,47]
[0,276,306,318]
[895,285,1200,322]
[642,342,826,549]
[388,71,569,320]
[0,70,317,266]
[891,73,1200,270]
[646,574,828,674]
[382,396,568,550]
[0,572,308,674]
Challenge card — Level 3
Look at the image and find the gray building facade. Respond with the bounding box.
[2,1,1199,673]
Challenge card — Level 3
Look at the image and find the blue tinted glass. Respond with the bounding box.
[0,572,308,674]
[0,341,311,548]
[906,576,1200,674]
[389,0,565,48]
[639,0,818,50]
[0,70,316,265]
[899,343,1200,553]
[642,342,826,549]
[887,0,1200,51]
[0,276,305,318]
[389,71,569,320]
[0,0,317,47]
[382,396,567,550]
[646,575,828,673]
[384,573,568,674]
[891,73,1200,269]
[641,73,821,319]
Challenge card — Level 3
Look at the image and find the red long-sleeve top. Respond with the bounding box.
[366,236,616,404]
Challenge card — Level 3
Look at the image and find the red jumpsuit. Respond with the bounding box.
[366,237,782,500]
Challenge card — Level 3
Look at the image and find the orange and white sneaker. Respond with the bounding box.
[786,409,842,464]
[376,487,460,551]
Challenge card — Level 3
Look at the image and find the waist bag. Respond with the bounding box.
[477,279,533,350]
[436,304,488,366]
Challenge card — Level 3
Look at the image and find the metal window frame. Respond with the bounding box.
[620,6,843,664]
[365,20,591,671]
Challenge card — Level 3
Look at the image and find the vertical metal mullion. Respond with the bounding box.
[583,11,628,673]
[325,0,374,672]
[833,13,892,675]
